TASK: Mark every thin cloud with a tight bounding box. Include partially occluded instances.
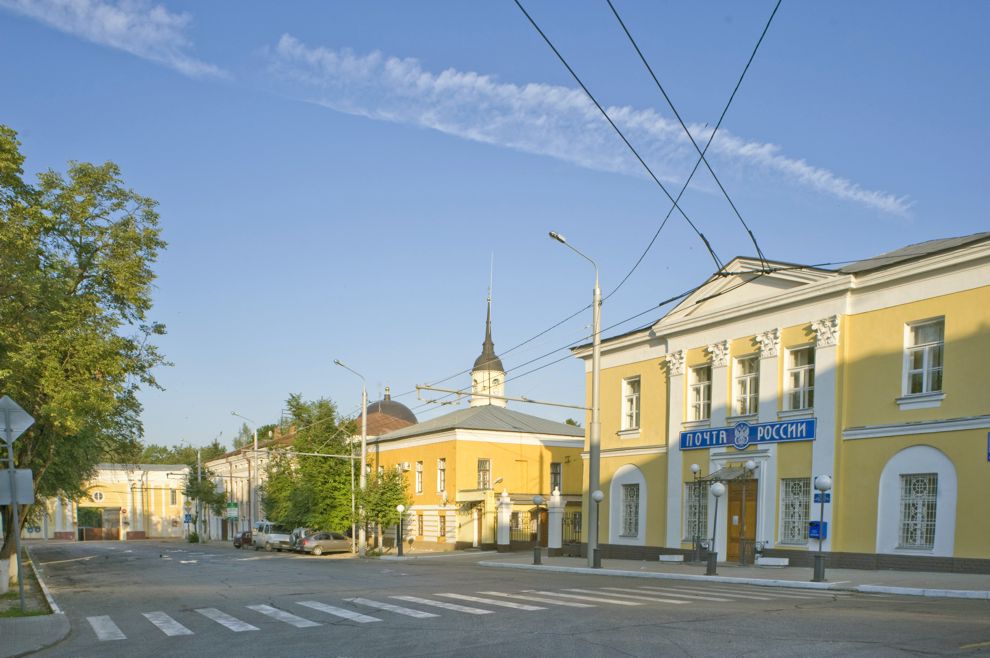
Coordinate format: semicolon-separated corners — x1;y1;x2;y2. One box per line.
0;0;226;79
269;35;910;217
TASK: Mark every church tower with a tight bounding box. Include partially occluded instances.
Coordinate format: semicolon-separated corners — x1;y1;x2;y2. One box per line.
470;297;506;407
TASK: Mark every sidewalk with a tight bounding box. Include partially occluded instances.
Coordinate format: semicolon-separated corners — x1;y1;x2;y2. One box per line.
476;552;990;600
0;547;69;658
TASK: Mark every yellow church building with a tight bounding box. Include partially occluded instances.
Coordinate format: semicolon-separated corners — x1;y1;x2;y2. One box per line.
575;232;990;571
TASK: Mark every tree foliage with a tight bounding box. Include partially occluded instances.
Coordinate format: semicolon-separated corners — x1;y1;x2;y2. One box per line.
0;125;167;557
260;394;355;532
360;467;411;532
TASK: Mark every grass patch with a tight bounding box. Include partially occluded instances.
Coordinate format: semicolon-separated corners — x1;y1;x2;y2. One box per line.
0;607;48;618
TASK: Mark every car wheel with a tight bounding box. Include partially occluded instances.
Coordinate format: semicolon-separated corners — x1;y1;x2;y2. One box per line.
312;546;323;556
265;542;273;552
254;544;259;551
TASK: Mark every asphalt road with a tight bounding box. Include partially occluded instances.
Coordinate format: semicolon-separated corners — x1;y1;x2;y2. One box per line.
29;540;990;657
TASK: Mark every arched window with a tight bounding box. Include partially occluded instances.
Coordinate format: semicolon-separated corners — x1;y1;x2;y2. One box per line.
608;464;647;545
876;445;956;557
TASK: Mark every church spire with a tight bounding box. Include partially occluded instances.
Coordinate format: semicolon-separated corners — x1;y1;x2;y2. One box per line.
471;275;506;407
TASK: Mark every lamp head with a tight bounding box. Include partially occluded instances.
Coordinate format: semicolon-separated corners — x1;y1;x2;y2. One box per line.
333;359;342;366
397;504;405;513
549;231;567;244
814;475;833;492
591;490;604;503
533;495;544;506
745;460;757;472
710;482;726;498
690;463;700;474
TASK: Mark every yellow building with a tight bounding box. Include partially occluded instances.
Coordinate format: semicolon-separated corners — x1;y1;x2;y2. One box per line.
576;232;990;570
368;301;585;549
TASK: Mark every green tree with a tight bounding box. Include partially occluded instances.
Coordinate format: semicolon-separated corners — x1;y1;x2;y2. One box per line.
0;125;167;562
361;467;411;550
260;394;354;532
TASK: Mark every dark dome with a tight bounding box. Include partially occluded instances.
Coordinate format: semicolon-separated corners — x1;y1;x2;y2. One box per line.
362;386;418;435
366;398;417;425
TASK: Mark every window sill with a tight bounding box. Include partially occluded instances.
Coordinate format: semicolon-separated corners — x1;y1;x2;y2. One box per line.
895;392;945;410
726;414;758;424
617;428;640;439
682;419;711;430
778;408;814;420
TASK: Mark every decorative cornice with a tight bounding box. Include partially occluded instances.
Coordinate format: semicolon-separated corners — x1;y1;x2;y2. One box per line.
811;315;840;347
706;340;730;368
663;350;685;376
842;414;990;440
755;328;780;359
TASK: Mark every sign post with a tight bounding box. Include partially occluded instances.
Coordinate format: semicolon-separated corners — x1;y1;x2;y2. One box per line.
0;395;35;613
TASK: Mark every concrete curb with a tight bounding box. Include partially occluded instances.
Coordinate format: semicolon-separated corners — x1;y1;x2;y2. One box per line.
477;561;840;590
0;547;71;658
855;584;990;600
26;546;63;615
382;550;497;561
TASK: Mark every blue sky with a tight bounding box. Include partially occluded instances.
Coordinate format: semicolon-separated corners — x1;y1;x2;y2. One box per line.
1;1;987;447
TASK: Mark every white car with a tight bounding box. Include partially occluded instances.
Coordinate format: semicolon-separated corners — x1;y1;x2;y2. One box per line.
253;521;292;551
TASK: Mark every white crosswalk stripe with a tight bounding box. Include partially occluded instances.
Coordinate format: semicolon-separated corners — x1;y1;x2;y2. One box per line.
297;601;381;623
435;593;545;610
526;590;642;605
478;591;596;608
568;588;689;605
247;604;321;628
391;595;493;615
604;586;732;602
142;611;193;636
87;615;126;641
726;587;834;600
195;607;259;632
346;597;438;618
639;585;771;601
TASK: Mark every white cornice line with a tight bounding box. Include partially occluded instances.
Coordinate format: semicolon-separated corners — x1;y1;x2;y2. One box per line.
580;446;668;459
849;241;990;292
842;415;990;440
372;431;584;452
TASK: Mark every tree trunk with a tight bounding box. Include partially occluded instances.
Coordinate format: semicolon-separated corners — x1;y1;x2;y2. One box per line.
0;504;27;585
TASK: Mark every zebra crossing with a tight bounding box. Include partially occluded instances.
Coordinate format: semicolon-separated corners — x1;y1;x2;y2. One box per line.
83;583;850;642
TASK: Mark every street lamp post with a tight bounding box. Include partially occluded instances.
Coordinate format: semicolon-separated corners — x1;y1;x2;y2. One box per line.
549;231;601;570
707;482;726;576
532;495;545;565
690;463;701;563
396;504;405;557
590;489;604;568
335;359;368;558
812;475;832;582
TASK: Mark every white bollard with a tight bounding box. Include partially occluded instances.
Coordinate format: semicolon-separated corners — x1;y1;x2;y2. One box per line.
496;490;512;547
547;487;563;550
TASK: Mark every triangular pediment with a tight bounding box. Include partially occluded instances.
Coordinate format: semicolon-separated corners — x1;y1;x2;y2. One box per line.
654;258;839;330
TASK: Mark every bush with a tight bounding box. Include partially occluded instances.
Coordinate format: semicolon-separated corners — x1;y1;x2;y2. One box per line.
187;531;200;543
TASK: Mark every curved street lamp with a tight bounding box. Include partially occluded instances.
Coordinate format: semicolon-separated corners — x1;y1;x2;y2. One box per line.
707;482;726;576
812;475;833;582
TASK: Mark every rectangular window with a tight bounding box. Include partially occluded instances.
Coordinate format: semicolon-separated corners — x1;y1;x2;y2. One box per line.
622;377;641;430
417;513;424;537
437;458;446;492
415;461;423;494
477;458;491;490
683;482;709;541
550;462;562;493
170;489;176;506
510;511;520;530
734;356;759;416
620;483;640;537
899;473;937;549
786;347;815;410
780;478;811;544
438;513;447;538
905;320;944;395
689;365;712;421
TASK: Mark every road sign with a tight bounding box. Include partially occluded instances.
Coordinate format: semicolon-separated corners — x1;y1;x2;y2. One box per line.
0;395;34;444
809;521;828;540
0;469;33;504
184;513;193;523
814;492;831;504
226;502;239;519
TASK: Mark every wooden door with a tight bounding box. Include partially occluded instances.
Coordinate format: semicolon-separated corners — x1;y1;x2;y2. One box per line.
727;480;757;562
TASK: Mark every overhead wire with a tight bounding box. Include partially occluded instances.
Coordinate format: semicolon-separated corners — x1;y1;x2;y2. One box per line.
513;0;724;272
605;0;780;274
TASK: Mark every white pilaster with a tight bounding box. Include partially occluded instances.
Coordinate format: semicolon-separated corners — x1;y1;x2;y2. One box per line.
547;488;563;550
664;351;685;547
756;329;779;546
496;490;512;546
706;341;730;558
810;316;840;551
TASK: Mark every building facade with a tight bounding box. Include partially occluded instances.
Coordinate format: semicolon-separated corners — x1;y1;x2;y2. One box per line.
576;233;990;570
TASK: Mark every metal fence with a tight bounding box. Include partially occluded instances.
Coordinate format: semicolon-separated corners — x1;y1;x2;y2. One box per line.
562;512;582;544
509;512;534;542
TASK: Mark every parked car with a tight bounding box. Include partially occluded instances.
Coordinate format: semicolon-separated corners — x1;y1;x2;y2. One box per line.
289;527;314;552
232;530;252;549
299;531;351;556
253;521;292;551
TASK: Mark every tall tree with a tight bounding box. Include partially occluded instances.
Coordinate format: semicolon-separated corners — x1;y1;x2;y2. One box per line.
0;125;167;560
361;467;411;550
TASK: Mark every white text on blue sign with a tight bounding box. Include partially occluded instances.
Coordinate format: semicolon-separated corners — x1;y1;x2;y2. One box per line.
680;418;817;451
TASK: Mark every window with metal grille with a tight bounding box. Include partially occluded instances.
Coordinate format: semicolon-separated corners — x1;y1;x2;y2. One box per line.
905;320;943;395
170;489;176;505
780;478;811;544
689;365;711;421
733;356;759;416
786;347;815;410
621;484;640;537
550;462;562;492
622;377;641;430
417;514;424;536
437;458;446;492
899;473;937;549
438;513;447;537
477;458;491;490
683;481;709;541
415;461;423;494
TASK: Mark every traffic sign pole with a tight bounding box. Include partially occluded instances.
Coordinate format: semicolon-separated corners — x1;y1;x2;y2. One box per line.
1;396;36;613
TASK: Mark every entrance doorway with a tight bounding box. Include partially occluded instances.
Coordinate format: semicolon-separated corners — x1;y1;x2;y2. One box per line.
727;480;757;563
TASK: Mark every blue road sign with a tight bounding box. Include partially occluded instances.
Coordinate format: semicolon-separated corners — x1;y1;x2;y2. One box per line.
814;492;831;503
809;521;828;540
183;513;193;523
